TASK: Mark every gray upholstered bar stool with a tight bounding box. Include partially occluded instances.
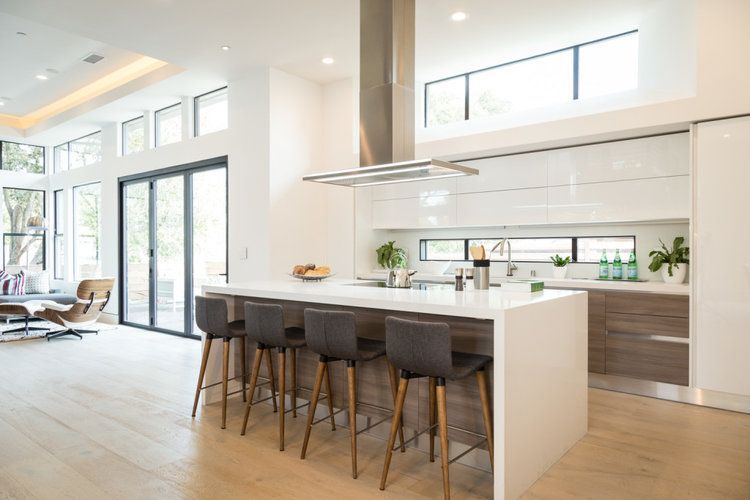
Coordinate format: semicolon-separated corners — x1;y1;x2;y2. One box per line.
380;316;494;500
299;308;404;479
241;301;305;451
192;296;247;430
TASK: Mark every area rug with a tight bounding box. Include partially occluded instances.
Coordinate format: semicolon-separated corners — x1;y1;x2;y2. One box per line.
0;322;118;343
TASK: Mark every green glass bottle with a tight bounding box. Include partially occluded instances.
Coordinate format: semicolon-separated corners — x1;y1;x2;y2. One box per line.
627;252;638;280
599;251;609;279
612;249;623;280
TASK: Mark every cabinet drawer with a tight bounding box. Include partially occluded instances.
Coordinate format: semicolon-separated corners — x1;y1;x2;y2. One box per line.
606;334;689;385
606;312;688;338
606;292;689;318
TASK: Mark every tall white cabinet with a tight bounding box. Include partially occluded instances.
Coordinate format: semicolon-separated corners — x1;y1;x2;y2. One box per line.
694;117;750;397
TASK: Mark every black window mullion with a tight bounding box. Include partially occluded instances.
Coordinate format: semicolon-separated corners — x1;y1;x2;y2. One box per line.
572;237;579;262
464;74;470;120
573;46;580;100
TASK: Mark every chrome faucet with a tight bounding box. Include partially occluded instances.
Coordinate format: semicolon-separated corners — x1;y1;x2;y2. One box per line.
492;238;518;277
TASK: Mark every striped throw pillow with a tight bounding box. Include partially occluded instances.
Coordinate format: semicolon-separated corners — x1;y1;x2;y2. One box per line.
21;270;50;294
0;272;25;295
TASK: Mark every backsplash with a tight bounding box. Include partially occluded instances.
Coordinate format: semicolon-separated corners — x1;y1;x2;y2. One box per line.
378;221;689;282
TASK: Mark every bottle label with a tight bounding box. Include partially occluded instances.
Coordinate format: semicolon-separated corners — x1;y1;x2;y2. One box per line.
628;265;638;280
613;265;622;279
599;264;609;278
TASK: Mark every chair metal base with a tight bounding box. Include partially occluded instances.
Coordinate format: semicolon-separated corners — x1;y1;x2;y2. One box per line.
1;317;49;336
47;328;99;341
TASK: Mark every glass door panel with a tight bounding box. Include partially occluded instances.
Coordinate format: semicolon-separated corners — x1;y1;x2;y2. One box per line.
124;182;151;326
155;176;185;332
191;168;227;333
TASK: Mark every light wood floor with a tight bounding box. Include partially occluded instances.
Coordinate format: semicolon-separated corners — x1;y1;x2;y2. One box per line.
0;328;748;499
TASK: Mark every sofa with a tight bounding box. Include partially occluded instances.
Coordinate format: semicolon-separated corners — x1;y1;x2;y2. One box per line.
0;291;77;305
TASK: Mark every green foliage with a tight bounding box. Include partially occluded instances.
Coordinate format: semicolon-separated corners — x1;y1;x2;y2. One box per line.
550;254;571;267
2;188;44;267
376;241;407;269
1;142;44;174
648;237;689;276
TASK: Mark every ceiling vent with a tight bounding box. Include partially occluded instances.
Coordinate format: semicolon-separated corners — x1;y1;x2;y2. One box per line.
82;53;104;64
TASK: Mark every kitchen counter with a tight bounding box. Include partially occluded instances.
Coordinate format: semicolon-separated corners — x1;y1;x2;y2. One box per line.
202;278;588;499
360;272;690;295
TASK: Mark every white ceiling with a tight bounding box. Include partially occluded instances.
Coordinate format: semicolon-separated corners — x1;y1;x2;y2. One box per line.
0;12;143;116
0;0;659;142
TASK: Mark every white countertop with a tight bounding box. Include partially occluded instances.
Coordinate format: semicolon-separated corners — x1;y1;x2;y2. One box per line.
360;272;690;295
202;279;584;320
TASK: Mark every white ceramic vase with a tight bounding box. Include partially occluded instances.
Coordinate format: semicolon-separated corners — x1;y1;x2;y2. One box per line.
552;266;568;279
661;263;687;284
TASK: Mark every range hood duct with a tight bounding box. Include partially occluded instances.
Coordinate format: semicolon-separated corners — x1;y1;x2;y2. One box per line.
303;0;477;187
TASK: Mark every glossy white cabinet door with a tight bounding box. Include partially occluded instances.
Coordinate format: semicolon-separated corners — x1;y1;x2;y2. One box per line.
694;117;750;397
458;151;547;194
547;176;689;223
548;133;689;186
371;177;457;201
456;188;547;227
372;194;457;229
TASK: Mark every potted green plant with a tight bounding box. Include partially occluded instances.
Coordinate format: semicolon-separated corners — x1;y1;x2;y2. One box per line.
648;237;689;284
550;254;571;279
376;241;408;287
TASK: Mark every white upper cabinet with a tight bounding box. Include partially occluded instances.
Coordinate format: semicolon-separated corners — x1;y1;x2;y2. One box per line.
457;152;547;193
371;177;457;201
548;176;689;223
372;194;457;229
456;188;547;227
547;133;689;186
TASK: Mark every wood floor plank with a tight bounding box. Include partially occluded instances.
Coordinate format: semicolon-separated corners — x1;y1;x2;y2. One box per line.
1;326;748;499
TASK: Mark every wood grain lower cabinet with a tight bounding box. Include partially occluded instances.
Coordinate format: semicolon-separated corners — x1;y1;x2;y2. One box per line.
604;291;689;386
605;334;689;385
588;291;606;374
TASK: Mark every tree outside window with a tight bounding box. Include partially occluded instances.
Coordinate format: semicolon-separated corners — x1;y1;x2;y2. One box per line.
2;188;45;272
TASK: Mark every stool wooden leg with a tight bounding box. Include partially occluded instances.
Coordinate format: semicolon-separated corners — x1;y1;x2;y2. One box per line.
324;361;336;430
476;368;494;471
241;347;265;435
347;361;358;479
380;373;409;491
240;336;247;402
300;360;326;459
278;347;286;451
429;376;437;462
436;378;450;500
265;348;278;413
192;334;213;417
291;348;297;418
386;361;405;452
221;338;230;430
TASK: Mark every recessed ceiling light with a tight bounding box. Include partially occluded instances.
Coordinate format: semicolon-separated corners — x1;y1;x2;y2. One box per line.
0;102;4;107
321;57;335;65
35;74;48;80
221;45;231;51
450;11;467;21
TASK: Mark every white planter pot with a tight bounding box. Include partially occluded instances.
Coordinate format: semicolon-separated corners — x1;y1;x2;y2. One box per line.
661;263;687;284
552;266;568;279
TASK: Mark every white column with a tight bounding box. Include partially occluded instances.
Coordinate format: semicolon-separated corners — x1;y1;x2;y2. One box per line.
181;96;193;141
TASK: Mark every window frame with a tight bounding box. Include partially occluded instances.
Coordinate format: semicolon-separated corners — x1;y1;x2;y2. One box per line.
0;140;46;174
154;102;182;147
419;235;636;264
2;187;47;271
54;130;103;172
122;115;145;156
72;181;102;281
53;189;64;279
424;30;638;127
194;86;228;137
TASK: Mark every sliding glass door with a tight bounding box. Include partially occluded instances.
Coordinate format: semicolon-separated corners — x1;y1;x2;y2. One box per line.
120;158;227;338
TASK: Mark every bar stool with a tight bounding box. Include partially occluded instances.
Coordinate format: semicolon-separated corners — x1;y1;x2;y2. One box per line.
241;301;306;451
299;308;405;479
192;296;247;430
380;316;494;500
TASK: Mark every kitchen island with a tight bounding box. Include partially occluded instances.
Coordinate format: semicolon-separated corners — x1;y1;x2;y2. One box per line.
202;279;588;499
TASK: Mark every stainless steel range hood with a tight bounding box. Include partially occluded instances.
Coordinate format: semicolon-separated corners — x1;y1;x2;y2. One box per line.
302;0;477;187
